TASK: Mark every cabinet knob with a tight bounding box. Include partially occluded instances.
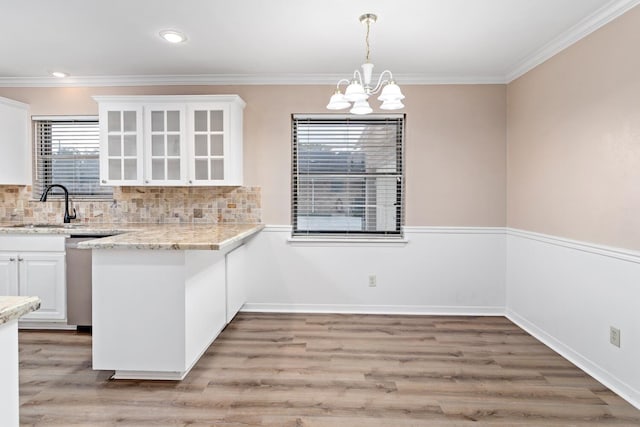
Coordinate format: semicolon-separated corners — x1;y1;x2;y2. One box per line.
101;179;107;184
9;257;15;261
145;179;150;184
17;257;24;262
188;180;193;184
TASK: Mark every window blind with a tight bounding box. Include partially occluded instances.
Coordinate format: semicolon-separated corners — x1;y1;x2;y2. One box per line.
292;115;405;237
33;118;112;198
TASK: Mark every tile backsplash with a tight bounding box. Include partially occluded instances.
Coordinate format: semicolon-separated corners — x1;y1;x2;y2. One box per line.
0;185;261;224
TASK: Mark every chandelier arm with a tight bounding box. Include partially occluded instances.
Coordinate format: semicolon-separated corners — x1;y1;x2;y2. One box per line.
336;78;351;90
369;70;395;94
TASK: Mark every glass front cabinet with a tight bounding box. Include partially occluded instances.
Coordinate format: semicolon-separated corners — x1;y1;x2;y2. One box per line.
94;95;245;186
145;105;186;185
99;105;144;185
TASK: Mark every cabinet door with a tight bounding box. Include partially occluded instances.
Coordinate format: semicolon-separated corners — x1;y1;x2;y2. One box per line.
18;253;66;321
145;105;187;185
0;253;19;295
225;244;248;324
0;97;30;185
187;104;230;185
99;105;144;185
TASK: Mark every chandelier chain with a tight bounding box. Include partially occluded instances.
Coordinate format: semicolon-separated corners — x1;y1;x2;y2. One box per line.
365;19;371;62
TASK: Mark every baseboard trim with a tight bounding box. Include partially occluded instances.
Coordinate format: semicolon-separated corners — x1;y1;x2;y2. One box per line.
18;322;76;331
506;309;640;410
241;303;505;316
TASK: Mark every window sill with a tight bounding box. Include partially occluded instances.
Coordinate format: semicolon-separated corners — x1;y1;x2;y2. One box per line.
287;236;408;247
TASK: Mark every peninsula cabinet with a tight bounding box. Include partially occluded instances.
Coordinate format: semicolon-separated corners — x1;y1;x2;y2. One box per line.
0;235;66;323
0;96;30;185
94;95;245;186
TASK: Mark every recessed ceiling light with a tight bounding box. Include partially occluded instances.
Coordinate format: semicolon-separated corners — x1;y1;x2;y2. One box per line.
51;71;69;78
159;30;187;44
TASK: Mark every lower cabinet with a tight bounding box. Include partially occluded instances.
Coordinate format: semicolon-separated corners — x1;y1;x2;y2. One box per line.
225;243;248;324
0;236;66;323
92;244;248;380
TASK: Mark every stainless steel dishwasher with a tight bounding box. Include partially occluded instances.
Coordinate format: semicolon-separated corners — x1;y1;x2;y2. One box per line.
66;236;103;328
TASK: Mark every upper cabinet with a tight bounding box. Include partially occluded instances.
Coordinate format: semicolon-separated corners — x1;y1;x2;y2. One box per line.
0;96;31;185
94;95;245;186
145;104;187;185
99;105;144;185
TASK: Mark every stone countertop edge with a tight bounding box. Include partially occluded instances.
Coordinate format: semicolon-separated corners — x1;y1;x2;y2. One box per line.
0;296;41;326
216;224;265;250
0;223;145;236
76;224;265;250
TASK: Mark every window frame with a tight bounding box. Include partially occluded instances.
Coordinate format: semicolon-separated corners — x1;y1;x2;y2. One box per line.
291;114;406;239
32;115;112;200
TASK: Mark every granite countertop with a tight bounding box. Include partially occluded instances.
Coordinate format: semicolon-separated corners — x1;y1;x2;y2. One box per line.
0;222;145;236
0;222;264;251
77;223;264;250
0;296;41;326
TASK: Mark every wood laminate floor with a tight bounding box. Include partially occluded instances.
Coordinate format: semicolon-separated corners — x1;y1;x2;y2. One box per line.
18;313;640;426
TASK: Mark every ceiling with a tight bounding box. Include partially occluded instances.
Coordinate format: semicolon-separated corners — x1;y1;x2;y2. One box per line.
0;0;638;86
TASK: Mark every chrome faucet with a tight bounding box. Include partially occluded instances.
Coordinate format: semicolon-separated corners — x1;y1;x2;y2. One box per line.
39;184;77;223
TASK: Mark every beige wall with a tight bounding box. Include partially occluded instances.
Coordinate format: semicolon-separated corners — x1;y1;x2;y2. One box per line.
507;6;640;250
0;84;506;226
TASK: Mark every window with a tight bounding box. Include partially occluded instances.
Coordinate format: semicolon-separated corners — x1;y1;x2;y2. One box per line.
292;114;405;237
33;117;111;199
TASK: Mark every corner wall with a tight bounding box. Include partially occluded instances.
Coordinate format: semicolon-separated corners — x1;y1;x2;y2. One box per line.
506;5;640;251
505;4;640;410
506;229;640;408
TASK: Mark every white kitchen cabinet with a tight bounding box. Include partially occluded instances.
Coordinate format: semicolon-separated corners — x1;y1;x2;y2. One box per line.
0;96;31;185
18;253;66;321
0;235;66;323
187;102;243;186
0;254;19;296
98;104;144;185
92;249;228;380
145;104;187;185
225;243;248;323
94;95;245;186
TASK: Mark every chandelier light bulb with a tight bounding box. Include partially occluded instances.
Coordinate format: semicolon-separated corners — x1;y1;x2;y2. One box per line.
350;99;373;115
378;81;405;102
344;81;367;102
326;13;405;115
326;90;351;110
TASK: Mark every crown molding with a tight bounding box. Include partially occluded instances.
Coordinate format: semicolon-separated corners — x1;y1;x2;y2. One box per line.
0;73;506;88
505;0;640;83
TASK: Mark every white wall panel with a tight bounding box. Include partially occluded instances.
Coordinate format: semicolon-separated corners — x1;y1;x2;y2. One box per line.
242;226;506;315
506;229;640;409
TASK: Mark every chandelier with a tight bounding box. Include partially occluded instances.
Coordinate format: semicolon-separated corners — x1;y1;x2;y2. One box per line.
326;13;405;115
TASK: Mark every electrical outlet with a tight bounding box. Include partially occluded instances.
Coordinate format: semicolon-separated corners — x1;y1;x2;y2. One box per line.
610;326;621;347
368;275;377;287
